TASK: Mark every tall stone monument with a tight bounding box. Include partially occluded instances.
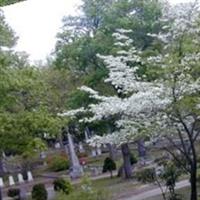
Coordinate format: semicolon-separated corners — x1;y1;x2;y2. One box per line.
68;133;83;179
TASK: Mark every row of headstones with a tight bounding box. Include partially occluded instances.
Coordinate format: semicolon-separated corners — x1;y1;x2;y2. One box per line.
91;148;102;157
0;171;33;187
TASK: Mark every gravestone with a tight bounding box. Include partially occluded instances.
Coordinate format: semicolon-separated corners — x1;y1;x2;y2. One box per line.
79;142;85;153
9;175;15;186
91;149;96;157
55;142;61;149
0;178;3;187
40;152;46;159
27;171;33;182
68;133;83;179
18;173;24;184
84;129;89;141
97;147;102;156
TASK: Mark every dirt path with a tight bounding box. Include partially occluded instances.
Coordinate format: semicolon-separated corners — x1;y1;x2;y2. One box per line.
118;180;190;200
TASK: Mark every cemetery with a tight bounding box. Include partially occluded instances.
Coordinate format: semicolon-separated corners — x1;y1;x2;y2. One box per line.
0;0;200;200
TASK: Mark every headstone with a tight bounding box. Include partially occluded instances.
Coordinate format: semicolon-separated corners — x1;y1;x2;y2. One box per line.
27;171;33;182
9;175;15;186
68;133;83;179
79;142;85;153
0;178;3;187
18;173;24;184
97;147;102;156
40;152;46;159
84;128;89;142
91;149;96;157
55;142;61;149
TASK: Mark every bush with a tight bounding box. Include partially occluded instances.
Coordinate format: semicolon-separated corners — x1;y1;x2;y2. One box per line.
32;183;47;200
135;168;156;183
7;188;20;200
53;178;73;195
130;153;138;165
47;155;70;172
197;169;200;184
102;157;116;178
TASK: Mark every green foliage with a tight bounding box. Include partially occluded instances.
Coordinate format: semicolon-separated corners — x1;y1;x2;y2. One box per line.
160;162;181;191
55;177;109;200
54;0;162;71
32;184;47;200
197;169;200;184
48;155;70;172
0;10;16;47
53;178;73;195
0;0;25;6
135;167;156;183
130;153;138;165
7;188;20;200
102;157;116;177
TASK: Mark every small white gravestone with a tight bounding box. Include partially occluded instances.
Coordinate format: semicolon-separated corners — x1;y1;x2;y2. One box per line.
40;152;46;159
79;142;85;153
97;147;102;156
55;142;61;149
9;175;15;186
27;171;33;182
18;173;24;184
0;178;4;187
91;149;96;157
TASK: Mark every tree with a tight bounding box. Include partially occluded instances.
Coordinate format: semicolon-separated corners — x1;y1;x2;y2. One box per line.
59;29;157;179
0;0;25;7
54;0;162;71
102;157;116;178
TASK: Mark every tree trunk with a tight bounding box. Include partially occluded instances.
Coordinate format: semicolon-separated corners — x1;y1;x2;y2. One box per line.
121;143;132;179
190;163;197;200
0;158;4;176
137;139;146;158
107;143;117;161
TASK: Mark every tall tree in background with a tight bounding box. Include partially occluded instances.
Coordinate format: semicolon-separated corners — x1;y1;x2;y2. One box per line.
54;0;162;72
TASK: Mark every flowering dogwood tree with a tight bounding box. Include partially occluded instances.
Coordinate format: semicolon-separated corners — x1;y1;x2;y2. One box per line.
60;27;170;178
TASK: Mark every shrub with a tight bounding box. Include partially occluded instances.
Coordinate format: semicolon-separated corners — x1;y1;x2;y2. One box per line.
53;178;73;195
47;155;70;172
7;188;20;200
32;183;47;200
130;153;138;165
135;168;156;183
102;157;116;178
197;168;200;184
